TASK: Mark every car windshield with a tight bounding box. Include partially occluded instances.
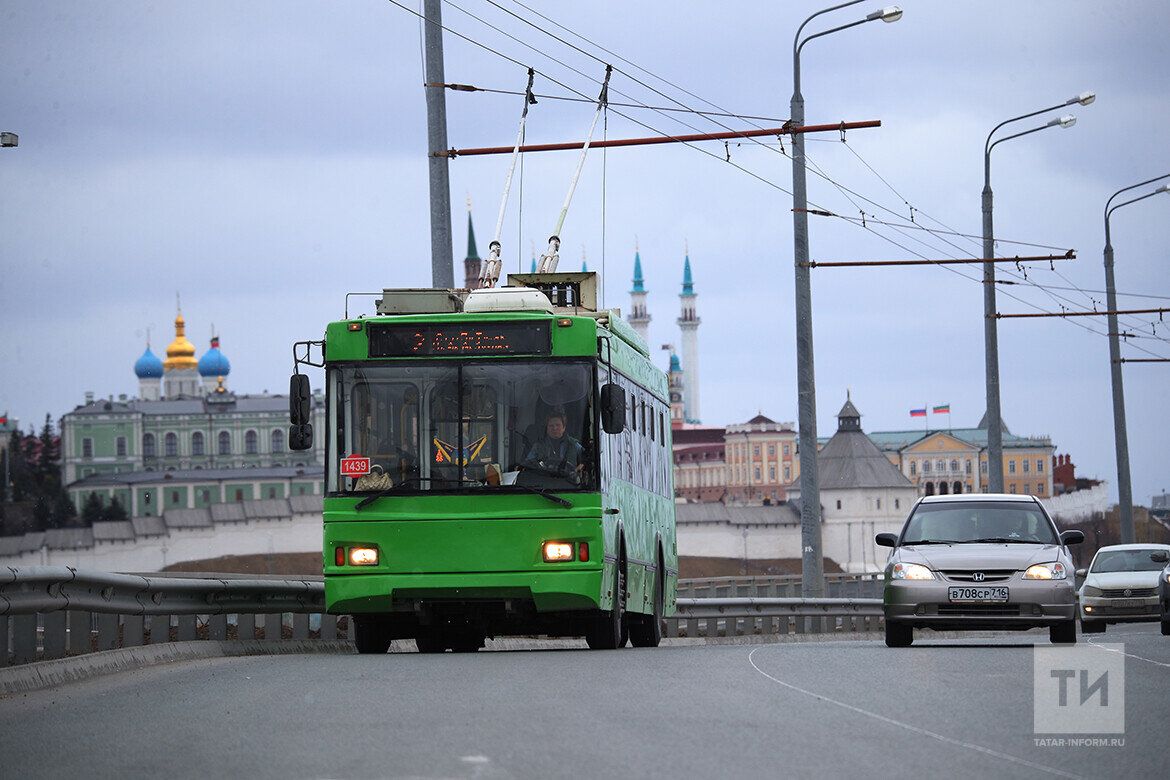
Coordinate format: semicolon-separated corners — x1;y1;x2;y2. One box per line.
328;360;596;494
1090;549;1168;573
901;501;1059;545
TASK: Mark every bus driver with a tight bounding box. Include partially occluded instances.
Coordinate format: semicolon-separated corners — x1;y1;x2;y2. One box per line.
521;409;585;480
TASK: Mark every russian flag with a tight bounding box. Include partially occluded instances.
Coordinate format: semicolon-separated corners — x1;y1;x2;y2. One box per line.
910;408;927;418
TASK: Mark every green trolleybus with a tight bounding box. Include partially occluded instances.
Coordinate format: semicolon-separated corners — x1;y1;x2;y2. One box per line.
288;272;677;653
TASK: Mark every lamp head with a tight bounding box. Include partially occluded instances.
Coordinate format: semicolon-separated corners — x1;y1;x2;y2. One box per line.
1157;185;1170;194
865;6;903;22
1047;115;1077;129
0;132;17;148
1067;91;1096;106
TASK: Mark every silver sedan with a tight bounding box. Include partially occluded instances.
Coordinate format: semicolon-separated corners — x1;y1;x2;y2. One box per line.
876;494;1083;648
1077;543;1170;634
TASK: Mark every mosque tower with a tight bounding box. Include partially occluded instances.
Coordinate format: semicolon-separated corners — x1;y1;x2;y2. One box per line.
134;337;163;401
163;301;200;398
463;202;482;290
197;333;231;392
664;347;686;427
677;251;701;422
628;247;651;344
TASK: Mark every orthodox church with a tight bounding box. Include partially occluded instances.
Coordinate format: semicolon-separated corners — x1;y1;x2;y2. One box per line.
60;302;325;515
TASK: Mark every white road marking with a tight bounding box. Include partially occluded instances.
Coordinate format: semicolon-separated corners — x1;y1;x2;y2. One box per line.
747;647;1082;780
1087;638;1170;668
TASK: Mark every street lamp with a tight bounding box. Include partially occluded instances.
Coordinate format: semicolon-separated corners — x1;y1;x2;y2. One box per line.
0;132;18;148
981;93;1092;494
791;0;902;599
1103;175;1170;543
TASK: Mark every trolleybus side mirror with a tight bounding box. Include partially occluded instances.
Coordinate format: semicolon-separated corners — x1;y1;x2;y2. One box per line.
600;383;626;434
875;532;898;548
289;374;314;451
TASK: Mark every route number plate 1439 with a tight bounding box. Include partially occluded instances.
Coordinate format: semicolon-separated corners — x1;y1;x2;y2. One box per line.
948;586;1009;602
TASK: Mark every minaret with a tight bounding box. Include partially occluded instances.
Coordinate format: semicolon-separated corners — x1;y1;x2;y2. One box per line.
662;346;685;427
628;246;651;343
677;250;701;422
463;200;482;290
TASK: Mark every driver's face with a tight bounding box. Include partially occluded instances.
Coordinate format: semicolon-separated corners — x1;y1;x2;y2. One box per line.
546;416;565;439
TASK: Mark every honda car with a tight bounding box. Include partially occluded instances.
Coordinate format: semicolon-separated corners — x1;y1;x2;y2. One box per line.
876;494;1083;647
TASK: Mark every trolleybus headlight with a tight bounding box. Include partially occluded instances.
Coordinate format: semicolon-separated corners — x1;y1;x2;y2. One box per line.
542;541;575;562
349;546;380;566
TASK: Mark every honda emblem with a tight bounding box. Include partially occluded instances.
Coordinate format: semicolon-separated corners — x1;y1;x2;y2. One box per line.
972;572;986;582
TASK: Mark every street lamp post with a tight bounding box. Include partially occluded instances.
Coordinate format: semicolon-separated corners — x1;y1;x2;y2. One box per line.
1103;176;1170;543
981;94;1092;493
791;1;901;598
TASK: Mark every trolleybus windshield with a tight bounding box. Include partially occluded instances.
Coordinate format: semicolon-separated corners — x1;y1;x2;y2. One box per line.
328;360;597;495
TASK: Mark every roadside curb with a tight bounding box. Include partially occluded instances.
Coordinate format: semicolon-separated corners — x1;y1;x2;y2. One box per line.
0;640;354;696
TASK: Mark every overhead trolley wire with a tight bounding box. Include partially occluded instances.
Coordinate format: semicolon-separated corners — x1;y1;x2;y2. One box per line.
385;0;1168;359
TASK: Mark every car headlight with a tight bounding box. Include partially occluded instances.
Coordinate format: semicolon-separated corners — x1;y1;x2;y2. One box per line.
1081;585;1103;597
891;562;934;580
1024;562;1067;580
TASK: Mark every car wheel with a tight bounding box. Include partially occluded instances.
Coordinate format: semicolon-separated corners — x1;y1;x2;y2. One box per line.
1080;619;1106;634
629;566;664;648
586;558;626;650
1161;619;1170;637
353;615;392;655
1050;619;1077;644
884;620;912;648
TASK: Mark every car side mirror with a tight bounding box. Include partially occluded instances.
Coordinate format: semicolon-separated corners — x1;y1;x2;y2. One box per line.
1060;530;1085;546
1150;550;1169;563
1075;568;1087;578
875;532;898;548
600;383;626;434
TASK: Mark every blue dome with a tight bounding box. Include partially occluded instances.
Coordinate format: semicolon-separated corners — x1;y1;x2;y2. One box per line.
134;346;164;379
669;353;682;372
198;337;231;378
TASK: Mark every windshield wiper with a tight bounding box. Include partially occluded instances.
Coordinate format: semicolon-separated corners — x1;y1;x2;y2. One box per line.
966;537;1046;544
509;483;573;508
354;477;473;511
902;539;957;546
353;477;574;511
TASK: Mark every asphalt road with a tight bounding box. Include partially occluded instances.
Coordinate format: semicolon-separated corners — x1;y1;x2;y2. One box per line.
1;625;1167;779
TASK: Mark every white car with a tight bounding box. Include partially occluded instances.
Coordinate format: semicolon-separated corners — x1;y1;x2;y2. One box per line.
1078;543;1170;634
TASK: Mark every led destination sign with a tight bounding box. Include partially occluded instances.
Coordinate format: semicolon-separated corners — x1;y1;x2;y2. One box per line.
368;321;551;357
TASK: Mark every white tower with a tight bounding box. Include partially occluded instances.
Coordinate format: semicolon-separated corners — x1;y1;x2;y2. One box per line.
628;247;651;344
677;252;700;422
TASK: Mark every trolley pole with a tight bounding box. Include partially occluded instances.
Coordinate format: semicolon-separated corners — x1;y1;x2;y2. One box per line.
423;0;454;288
1102;230;1133;541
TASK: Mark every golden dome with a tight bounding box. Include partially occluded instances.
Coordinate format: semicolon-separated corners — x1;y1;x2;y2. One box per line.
163;312;198;371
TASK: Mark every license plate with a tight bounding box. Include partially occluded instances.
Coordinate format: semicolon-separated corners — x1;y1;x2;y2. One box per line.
948;586;1009;602
1110;599;1145;609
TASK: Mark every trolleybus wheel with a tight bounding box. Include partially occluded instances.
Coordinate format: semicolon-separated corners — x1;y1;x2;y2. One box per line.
586;559;626;650
353;615;392;655
414;631;446;654
629;565;664;648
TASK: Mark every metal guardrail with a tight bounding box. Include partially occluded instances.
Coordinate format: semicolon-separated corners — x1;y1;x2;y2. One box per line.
1;568;887;668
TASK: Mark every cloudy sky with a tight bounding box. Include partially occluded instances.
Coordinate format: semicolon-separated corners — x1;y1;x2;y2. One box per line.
1;1;1167;503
